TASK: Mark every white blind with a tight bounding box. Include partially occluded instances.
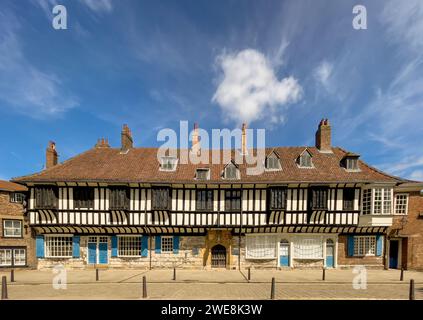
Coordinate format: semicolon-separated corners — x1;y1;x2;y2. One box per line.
293;237;323;259
246;235;276;259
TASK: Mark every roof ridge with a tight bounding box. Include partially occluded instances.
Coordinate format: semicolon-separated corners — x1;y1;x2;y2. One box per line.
11;147;98;182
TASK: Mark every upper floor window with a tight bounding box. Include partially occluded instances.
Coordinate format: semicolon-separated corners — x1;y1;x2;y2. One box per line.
195;168;210;180
343;188;355;211
269;187;287;210
152;187;170;210
225;190;241;211
74;187;94;209
394;194;408;215
297;150;313;168
265;153;281;171
160;157;178;171
310;187;328;210
224;163;240;180
109;187;130;210
362;188;393;215
34;186;57;209
3;220;22;238
346;158;359;171
196;190;213;211
10;192;25;204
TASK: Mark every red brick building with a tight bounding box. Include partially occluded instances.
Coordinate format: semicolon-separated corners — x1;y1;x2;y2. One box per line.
0;180;34;269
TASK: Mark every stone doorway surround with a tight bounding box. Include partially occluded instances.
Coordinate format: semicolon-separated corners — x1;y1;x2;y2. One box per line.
203;229;233;269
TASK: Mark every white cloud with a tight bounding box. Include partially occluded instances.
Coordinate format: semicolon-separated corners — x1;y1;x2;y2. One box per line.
314;60;333;89
0;8;77;118
212;49;302;124
79;0;113;13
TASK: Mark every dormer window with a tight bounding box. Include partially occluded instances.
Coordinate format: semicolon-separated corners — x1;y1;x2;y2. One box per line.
342;153;360;171
224;163;240;180
196;168;210;180
160;156;178;171
265;152;281;171
297;149;313;168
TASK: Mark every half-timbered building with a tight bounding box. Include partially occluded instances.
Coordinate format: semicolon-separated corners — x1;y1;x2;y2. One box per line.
11;120;423;270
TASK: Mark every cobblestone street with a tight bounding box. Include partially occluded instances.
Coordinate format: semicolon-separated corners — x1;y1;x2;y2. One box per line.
1;269;422;300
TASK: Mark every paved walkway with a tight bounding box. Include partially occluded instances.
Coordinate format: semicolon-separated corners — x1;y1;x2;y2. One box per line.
1;269;422;300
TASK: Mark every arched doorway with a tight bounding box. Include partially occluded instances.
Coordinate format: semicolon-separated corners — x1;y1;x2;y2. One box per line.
211;244;226;268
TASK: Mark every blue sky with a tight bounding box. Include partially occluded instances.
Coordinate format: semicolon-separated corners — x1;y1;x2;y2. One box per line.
0;0;422;181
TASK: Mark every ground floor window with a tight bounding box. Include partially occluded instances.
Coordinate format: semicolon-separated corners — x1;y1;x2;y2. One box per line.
161;236;174;253
246;235;276;259
118;236;142;257
0;248;26;266
293;237;323;259
354;236;376;256
45;236;73;258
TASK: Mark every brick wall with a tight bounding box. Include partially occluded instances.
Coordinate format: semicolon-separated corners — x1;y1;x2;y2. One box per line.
337;234;384;268
389;191;423;270
0;191;35;269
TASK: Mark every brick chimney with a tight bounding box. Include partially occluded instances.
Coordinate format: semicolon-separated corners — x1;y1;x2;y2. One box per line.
315;119;332;152
95;138;110;148
191;122;200;154
46;141;58;169
121;124;133;151
241;123;247;155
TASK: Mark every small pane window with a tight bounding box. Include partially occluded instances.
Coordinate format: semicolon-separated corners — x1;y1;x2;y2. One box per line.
395;194;408;215
298;151;312;168
224;164;239;179
266;156;281;170
152;188;170;210
196;169;210;180
225;190;241;211
343;188;355;211
269;188;287;210
310;187;328;210
74;187;94;209
346;158;359;170
118;236;142;257
10;193;25;204
45;236;73;258
3;220;22;237
196;190;213;211
161;157;178;171
354;236;376;256
161;236;173;253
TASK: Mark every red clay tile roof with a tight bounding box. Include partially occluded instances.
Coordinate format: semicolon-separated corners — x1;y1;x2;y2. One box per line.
11;146;405;184
0;180;28;192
